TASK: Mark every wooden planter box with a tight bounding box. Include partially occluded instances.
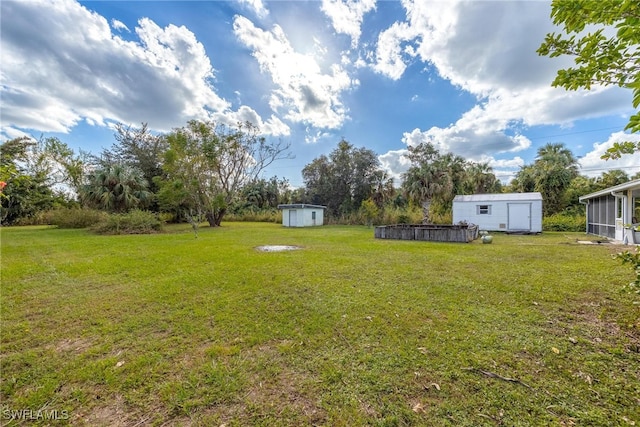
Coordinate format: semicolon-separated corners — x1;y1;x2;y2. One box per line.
374;224;479;243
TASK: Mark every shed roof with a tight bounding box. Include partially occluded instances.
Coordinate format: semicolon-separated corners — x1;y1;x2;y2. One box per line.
277;204;327;210
453;192;542;203
578;178;640;202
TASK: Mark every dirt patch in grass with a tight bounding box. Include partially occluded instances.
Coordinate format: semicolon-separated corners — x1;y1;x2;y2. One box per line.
255;245;302;252
243;369;326;422
75;395;136;426
51;337;93;354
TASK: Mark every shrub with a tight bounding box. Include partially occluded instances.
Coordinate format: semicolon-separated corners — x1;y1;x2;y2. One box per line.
92;210;163;235
543;214;586;232
429;210;453;225
224;209;281;223
49;208;108;228
614;247;640;295
381;206;422;225
13;211;52;226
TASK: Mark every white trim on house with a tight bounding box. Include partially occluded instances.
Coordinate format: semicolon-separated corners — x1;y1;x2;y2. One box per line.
579;179;640;244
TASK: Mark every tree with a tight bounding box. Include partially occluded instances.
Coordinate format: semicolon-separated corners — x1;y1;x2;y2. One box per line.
360;198;380;227
537;0;640;158
536;143;579;215
162;120;291;227
510;143;579;215
402;143;467;223
302;155;333;206
461;162;502;195
102;123;168;196
80;164;151;213
29;136;87;197
510;165;537;193
594;169;629;189
302;140;387;217
0;137;83;224
370;170;396;210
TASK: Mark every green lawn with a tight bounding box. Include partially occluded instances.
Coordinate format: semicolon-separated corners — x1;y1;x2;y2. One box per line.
1;223;638;426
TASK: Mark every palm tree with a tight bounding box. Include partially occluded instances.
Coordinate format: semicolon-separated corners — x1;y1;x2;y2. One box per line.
81;164;151;212
370;170;394;209
402;143;468;223
462;162;501;194
529;143;579;215
536;143;578;171
403;163;452;223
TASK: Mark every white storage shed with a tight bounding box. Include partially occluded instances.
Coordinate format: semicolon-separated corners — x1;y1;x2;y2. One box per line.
278;204;326;227
452;192;543;233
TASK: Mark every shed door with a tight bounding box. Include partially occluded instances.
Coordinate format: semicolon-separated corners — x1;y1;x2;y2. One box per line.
289;210;297;227
508;203;531;231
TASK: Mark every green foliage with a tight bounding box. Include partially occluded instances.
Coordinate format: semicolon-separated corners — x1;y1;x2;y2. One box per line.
510;143;579;215
0;137;76;225
48;208;108;229
543;213;586;231
538;0;640;158
302;139;390;217
81;164;151;213
614;247;640;294
102;123;168;196
1;172;56;225
92;210;163;234
224;208;282;223
161;120;290;227
359;198;380;226
402;142;500;223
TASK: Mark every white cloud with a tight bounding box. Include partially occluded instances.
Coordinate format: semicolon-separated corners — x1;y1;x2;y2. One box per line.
111;19;130;32
212;105;290;137
378;148;412;182
233;15;358;131
321;0;376;48
578;132;640;178
236;0;269;19
0;0;233;138
372;20;416;80
373;0;633;167
485;156;526;170
304;128;333;144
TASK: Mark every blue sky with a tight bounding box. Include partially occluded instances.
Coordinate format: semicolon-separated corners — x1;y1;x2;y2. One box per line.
2;0;639;187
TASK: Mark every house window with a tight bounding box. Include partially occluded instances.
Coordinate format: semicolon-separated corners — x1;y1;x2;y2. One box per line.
312;211;316;220
477;205;491;215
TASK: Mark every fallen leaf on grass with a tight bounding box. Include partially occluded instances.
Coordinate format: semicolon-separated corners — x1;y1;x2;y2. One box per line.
412;402;425;413
552;347;560;354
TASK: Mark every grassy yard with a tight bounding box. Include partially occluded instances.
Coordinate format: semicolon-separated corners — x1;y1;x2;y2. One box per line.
1;223;639;426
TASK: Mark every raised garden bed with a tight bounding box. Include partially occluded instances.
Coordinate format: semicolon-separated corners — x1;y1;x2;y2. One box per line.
374;223;479;243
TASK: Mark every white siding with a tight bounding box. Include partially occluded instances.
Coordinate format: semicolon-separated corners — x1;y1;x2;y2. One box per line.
452;193;542;232
280;208;324;227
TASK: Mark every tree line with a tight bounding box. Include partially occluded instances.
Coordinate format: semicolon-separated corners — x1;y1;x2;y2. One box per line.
1;119;638;228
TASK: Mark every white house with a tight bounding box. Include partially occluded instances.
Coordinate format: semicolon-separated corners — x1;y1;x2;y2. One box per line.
579;178;640;244
452;192;543;233
277;204;326;227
